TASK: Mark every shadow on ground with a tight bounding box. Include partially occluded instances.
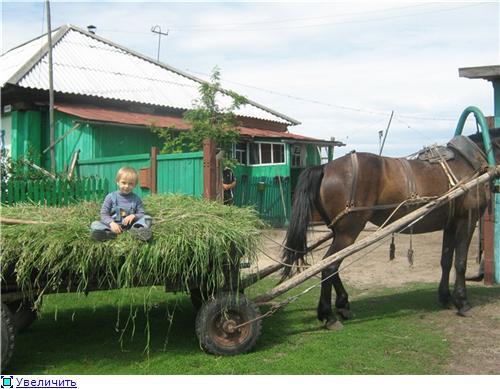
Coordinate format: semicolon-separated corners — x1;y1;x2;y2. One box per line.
6;283;499;373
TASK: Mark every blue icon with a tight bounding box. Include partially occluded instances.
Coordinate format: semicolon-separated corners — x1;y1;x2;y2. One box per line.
1;376;13;389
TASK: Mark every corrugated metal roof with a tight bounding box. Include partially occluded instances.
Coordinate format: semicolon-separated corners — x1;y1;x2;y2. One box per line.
1;25;299;126
54;103;318;141
0;30;58;86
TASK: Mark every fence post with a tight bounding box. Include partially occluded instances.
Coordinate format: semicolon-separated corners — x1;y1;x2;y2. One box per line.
203;139;216;200
151;146;158;194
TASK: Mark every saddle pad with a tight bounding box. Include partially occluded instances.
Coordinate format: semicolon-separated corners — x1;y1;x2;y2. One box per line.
417;145;454;163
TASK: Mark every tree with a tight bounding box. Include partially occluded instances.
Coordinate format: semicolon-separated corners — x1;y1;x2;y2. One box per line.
152;67;247;164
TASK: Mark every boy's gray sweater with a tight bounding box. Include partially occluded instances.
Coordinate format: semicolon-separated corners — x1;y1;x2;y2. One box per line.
100;191;145;225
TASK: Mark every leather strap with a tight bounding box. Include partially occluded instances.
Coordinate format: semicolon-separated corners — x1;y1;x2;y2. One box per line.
399;158;417;199
348;151;359;207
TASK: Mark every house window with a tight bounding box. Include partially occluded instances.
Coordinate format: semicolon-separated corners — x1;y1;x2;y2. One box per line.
248;142;285;165
261;143;272;163
273;143;285;163
234;142;247;164
249;143;259;165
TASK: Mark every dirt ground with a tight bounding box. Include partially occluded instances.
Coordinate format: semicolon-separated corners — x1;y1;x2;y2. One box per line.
253;226;500;375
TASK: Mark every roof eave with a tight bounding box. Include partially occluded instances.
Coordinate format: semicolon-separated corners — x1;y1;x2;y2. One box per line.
459;65;500;81
7;25;71;85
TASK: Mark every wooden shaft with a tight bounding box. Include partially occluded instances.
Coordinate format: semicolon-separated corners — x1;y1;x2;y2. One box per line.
254;166;500;304
307;231;334;252
240;263;283;289
1;217;50;225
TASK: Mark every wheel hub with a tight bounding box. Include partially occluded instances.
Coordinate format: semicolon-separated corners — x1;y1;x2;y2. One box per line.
222;319;237;334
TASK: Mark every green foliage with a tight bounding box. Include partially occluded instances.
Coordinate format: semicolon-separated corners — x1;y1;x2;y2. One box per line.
1;146;48;183
152;67;246;165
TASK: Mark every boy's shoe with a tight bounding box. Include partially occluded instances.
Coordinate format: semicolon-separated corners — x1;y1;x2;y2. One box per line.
130;227;152;242
91;230;117;242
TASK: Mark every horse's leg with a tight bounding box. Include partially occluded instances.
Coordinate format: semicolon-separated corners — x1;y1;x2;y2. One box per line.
452;214;478;316
333;269;353;320
438;226;455;308
317;231;360;330
317;243;341;330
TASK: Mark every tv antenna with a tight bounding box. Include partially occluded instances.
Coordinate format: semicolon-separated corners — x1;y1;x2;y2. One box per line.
151;25;169;61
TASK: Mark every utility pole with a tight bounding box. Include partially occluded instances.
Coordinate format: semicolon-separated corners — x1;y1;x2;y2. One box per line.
379;110;394;156
151;25;169;61
46;0;55;173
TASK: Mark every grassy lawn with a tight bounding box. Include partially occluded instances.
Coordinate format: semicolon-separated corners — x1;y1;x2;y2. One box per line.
6;278;500;374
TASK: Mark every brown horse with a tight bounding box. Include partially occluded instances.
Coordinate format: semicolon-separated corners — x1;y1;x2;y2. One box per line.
282;130;500;329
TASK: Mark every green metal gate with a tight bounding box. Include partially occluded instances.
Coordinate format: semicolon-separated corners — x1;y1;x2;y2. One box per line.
234;175;290;227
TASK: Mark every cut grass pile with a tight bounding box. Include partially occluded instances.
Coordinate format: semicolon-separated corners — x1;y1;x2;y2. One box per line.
1;194;265;304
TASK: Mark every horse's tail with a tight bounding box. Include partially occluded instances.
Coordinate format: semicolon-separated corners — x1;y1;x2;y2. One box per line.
281;164;326;279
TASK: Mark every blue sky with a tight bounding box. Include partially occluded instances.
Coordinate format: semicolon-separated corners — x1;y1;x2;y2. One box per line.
2;1;499;156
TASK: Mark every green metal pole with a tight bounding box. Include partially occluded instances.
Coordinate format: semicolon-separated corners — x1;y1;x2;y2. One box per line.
493;80;500;128
454;106;495;166
494;81;500;282
455;106;498;283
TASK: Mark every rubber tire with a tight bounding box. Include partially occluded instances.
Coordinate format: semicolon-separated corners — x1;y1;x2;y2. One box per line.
195;293;262;356
1;303;16;371
7;300;37;333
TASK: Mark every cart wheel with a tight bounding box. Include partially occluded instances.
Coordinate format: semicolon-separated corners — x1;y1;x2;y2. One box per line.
1;303;16;371
7;300;37;333
195;293;261;356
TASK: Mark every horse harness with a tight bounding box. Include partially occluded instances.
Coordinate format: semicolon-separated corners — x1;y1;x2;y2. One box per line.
327;136;488;230
328;151;432;229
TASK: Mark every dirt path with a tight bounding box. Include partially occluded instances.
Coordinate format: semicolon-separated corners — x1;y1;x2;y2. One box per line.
253;226;500;374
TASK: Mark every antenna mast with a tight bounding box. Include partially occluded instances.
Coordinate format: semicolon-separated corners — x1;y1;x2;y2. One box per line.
151;25;169;61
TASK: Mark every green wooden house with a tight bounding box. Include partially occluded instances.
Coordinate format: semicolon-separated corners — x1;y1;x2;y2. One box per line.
1;24;343;225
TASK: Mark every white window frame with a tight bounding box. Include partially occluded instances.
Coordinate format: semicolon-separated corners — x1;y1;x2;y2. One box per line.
233;141;248;165
291;145;302;167
248;141;286;166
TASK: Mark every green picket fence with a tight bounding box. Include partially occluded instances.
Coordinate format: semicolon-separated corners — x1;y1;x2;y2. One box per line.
0;178;109;206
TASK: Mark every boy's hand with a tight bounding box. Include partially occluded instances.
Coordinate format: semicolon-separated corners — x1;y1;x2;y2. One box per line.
122;214;136;226
110;222;122;234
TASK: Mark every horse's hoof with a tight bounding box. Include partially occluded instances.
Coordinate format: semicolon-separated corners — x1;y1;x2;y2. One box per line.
438;299;452;309
337;308;354;320
457;304;472;317
325;319;344;331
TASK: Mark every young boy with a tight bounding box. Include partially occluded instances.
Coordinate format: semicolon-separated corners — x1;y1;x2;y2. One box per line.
90;167;152;242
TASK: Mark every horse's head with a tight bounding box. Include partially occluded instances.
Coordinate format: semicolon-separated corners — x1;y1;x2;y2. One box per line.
468;128;500;165
493;136;500;164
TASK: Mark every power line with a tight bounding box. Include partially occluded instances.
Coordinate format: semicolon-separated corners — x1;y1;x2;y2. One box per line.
174;3;434;29
168;3;486;32
97;3;489;35
184;67;459;122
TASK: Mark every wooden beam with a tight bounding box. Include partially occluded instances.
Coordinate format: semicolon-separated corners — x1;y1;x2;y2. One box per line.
1;217;50;225
203;139;216;200
150;146;158;194
42;123;81;154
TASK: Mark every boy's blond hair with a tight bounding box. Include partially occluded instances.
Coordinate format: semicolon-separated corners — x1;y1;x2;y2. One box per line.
116;167;139;183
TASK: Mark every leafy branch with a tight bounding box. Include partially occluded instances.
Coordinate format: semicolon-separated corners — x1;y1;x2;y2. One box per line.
152;67;247;164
